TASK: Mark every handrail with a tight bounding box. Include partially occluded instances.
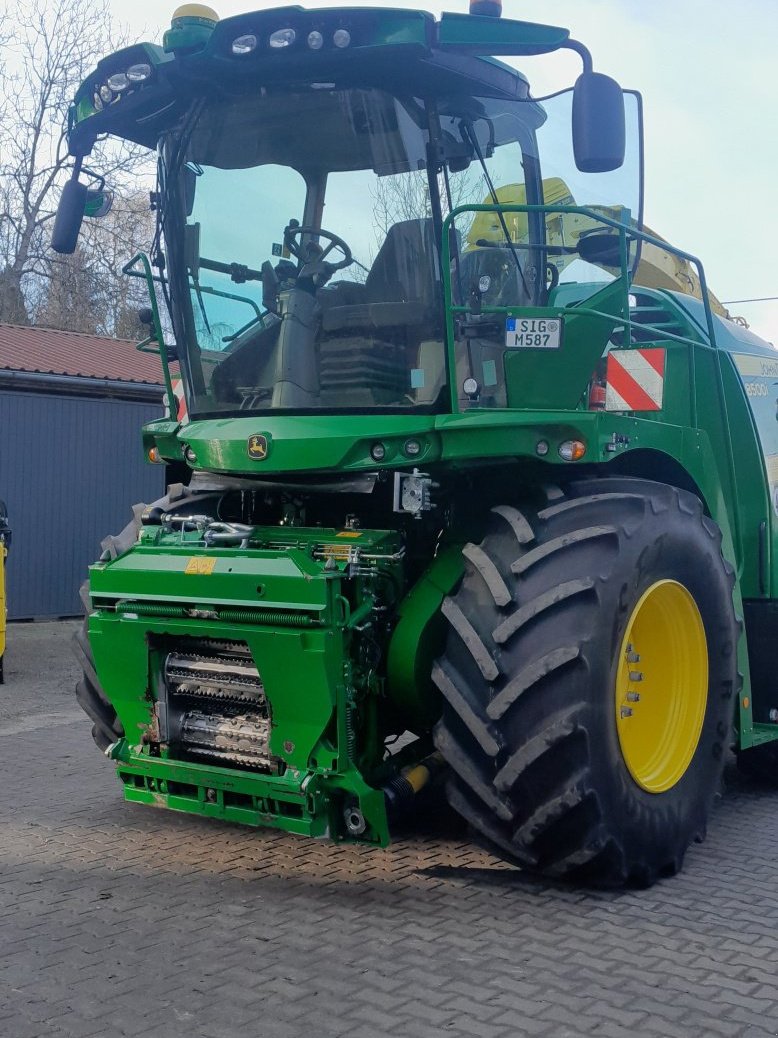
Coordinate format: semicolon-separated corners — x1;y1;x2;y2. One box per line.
121;252;174;406
449;303;706;353
121;250;266;418
444;203;719;347
123;252;263;318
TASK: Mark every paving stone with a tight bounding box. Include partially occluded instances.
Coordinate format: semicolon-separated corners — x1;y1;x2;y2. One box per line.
3;621;778;1038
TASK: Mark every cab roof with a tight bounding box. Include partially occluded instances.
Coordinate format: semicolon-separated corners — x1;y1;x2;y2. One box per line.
68;6;566;155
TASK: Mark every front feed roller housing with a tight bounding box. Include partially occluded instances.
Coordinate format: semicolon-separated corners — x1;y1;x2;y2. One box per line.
83;504;444;845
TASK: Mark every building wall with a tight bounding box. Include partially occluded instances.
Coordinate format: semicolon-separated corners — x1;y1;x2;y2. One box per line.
1;388;165;619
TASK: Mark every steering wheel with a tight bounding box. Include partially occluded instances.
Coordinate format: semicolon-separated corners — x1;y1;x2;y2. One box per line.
283;222;353;271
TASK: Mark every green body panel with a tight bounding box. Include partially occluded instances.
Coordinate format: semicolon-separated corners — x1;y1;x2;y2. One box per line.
91;545;332;612
179;415;441;474
436;13;568;54
385;545;464;729
503;282;624;409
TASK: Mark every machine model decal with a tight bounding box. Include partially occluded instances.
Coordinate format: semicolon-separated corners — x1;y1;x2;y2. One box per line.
733;353;778;515
247;434;269;460
605;348;666;411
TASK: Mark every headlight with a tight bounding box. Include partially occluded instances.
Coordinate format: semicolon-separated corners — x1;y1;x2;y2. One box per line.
232;33;257;54
332;28;351;48
269;27;296;48
107;72;129;91
126;63;152;82
558;439;586;462
307;30;324;49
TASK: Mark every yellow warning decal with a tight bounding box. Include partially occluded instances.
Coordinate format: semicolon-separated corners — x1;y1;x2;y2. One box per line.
185;557;217;575
336;531;362;539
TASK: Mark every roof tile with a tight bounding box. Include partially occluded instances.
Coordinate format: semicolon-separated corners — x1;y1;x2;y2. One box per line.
0;323;165;385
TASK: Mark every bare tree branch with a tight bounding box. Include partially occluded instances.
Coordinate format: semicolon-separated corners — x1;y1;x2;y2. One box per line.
0;0;155;325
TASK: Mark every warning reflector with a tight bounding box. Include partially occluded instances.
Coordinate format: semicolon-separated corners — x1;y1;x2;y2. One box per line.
605;348;666;412
171;377;189;424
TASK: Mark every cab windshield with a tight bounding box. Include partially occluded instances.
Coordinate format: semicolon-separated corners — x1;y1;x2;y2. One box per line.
164;86;543;417
163;84;641;418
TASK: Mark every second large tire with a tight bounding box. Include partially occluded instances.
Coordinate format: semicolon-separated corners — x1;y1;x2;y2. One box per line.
434;477;739;887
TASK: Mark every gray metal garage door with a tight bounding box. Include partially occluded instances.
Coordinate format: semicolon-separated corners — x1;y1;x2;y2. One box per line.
1;388;165;618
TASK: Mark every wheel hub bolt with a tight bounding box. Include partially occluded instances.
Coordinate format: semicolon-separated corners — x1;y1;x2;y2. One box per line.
626;692;641;702
629;671;643;682
620;706;634;718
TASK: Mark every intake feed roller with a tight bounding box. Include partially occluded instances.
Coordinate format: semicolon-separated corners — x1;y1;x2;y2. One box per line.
87;517;440;844
160;644;272;770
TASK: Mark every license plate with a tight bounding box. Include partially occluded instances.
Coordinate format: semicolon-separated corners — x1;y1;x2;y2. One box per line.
505;317;563;349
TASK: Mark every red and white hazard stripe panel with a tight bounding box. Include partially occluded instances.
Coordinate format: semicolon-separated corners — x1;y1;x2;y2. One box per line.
605;348;666;412
170;377;189;424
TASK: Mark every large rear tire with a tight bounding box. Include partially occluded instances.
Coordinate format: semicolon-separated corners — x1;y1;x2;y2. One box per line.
434;478;739;887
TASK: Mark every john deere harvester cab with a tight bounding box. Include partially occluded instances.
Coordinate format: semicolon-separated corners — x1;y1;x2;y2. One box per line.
59;3;778;886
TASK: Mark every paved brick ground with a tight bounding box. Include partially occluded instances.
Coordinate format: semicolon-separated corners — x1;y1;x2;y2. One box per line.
2;622;778;1038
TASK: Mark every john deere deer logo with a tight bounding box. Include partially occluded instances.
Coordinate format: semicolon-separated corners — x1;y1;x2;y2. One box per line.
247;434;268;460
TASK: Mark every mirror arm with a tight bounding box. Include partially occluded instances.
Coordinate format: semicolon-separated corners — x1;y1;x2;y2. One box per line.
81;164;105;192
561;38;593;74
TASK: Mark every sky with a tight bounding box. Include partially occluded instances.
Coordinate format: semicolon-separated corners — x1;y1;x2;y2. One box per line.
107;0;778;344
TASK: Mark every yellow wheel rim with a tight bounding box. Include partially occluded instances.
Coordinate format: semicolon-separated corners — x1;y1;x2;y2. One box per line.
615;579;708;793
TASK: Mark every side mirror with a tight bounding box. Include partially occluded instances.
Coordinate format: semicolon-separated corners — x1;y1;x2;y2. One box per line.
84;188;113;219
572;72;626;173
51;178;88;254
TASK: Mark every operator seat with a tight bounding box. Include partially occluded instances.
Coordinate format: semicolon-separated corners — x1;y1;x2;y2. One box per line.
321;218;440;332
364;218;439;306
316;218;442;407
